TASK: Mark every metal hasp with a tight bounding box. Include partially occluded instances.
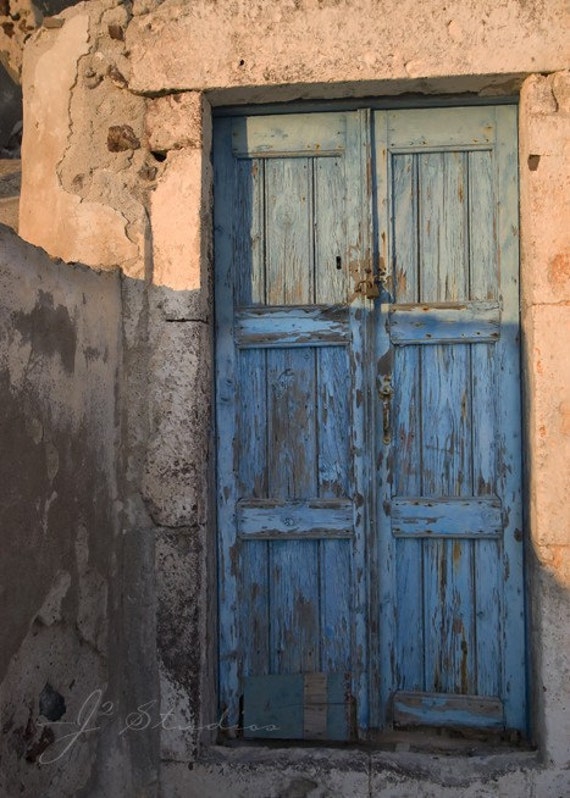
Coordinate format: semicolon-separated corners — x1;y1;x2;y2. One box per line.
377;374;393;444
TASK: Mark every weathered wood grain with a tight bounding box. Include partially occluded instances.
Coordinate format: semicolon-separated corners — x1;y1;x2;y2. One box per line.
393;691;504;729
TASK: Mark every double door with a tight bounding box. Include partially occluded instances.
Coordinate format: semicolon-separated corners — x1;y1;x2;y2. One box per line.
214;105;525;739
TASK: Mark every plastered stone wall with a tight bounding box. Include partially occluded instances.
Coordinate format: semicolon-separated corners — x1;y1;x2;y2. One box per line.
519;72;570;771
0;225;145;796
14;0;570;796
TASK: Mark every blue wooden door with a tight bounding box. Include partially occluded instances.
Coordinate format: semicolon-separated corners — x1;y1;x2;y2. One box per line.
374;106;525;733
214;104;525;739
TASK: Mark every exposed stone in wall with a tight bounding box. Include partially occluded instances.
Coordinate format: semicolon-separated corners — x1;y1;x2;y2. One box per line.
0;0;80;82
0;63;22;151
0;157;20;228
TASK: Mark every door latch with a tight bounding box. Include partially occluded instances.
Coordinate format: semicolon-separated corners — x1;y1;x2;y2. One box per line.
378;375;393;444
356;275;380;299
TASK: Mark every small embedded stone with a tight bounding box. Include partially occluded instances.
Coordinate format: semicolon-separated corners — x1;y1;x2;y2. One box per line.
108;23;124;41
42;16;64;29
107;125;141;152
138;162;158;181
107;65;128;89
83;67;103;90
528;154;540;171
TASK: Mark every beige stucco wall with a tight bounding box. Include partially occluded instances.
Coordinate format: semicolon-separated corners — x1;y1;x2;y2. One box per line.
12;0;570;795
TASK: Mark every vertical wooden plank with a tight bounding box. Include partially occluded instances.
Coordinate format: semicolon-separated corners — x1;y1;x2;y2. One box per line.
422;537;446;693
474;539;501;696
418;151;468;303
395;538;424;691
391;152;418;303
265;158;313;305
442;150;468;301
495;105;526;732
237;348;268;498
317;346;350;499
214;118;241;723
418;153;476;696
235;157;265;306
471;338;501;696
266;344;320;674
422;537;476;695
240;541;270;678
269;539;320;674
267;346;317;500
393;342;424;693
421;343;471;499
375;109;400;727
314;156;347;304
346;109;372;732
468;149;496;301
470;343;497;497
393;347;421;497
320;540;352;673
449;538;477;695
418;152;444;304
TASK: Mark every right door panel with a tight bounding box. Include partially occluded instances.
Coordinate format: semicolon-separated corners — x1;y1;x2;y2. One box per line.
375;106;526;733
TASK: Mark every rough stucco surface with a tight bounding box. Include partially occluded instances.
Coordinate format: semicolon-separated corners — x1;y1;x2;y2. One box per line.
18;0;148;275
126;0;570;96
11;0;570;795
0;224;141;796
519;72;570;774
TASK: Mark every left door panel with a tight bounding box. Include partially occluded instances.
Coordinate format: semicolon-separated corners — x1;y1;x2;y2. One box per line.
214;112;369;739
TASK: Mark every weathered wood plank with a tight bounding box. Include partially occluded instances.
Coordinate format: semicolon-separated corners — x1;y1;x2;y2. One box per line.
393;691;504;729
237;348;268;497
395;539;424;691
445;151;469;300
320;540;352;671
494;104;526;732
243;674;303;739
235;306;349;347
391;497;502;538
391;152;418;303
232;113;347;157
235;158;265;305
475;539;501;697
243;672;352;740
237;499;354;539
314;156;348;304
388;107;496;149
265;158;312;305
240;540;270;678
303;673;328;738
423;537;447;692
317;346;351;497
449;538;477;695
468;149;496;301
266;347;317;498
389;302;500;344
214;118;242;725
269;538;319;673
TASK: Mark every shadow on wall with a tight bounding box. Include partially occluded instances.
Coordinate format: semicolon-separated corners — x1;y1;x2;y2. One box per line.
0;224;159;798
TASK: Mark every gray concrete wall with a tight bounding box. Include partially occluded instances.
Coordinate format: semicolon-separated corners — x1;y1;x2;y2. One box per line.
0;225;157;797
